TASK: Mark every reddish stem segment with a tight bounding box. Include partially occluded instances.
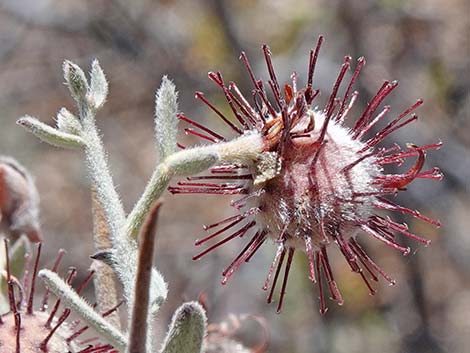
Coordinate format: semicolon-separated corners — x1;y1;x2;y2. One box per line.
27;242;42;315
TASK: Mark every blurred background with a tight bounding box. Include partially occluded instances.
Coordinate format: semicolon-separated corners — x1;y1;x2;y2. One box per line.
0;0;469;352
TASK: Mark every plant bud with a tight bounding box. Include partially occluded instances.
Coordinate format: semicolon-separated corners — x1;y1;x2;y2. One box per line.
0;157;42;243
63;60;89;105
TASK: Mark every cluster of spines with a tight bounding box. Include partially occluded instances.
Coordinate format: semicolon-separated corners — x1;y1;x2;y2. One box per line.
170;36;442;313
1;239;120;353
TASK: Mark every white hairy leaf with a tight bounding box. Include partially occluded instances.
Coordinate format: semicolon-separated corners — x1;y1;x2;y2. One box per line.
154;76;179;160
89;59;108;109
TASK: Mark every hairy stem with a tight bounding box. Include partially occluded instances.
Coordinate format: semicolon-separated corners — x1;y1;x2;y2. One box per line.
126;163;172;240
80;105;126;239
126;132;263;239
80;102;167;316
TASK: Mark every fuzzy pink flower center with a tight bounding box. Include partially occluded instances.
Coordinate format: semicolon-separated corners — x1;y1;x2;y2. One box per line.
257;111;380;249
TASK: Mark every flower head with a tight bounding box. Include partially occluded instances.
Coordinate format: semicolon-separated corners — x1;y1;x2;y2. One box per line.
171;36;442;314
0;239;121;352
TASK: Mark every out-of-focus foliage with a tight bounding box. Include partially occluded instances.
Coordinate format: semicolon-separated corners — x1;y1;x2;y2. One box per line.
0;1;468;352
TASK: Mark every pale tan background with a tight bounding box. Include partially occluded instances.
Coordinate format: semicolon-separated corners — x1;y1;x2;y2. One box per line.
0;1;469;352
